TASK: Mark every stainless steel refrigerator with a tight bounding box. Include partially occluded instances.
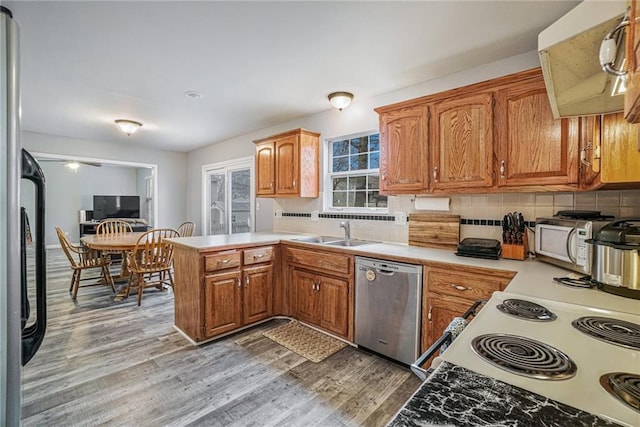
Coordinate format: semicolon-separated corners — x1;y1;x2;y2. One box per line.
1;6;47;426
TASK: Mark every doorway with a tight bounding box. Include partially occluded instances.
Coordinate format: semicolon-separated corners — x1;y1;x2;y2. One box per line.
202;156;254;236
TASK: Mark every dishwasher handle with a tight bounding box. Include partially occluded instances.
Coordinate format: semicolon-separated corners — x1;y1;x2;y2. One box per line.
410;299;486;381
375;268;396;276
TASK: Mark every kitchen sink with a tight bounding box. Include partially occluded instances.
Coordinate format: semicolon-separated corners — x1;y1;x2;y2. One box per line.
292;235;341;244
324;239;375;247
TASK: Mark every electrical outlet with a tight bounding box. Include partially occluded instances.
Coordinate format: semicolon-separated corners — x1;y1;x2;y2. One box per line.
311;211;319;221
394;211;407;225
274;210;283;219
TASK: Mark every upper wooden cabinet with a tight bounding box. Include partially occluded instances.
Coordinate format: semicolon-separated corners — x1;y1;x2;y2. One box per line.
377;104;429;194
431;93;494;191
253;128;320;198
625;0;640;122
495;74;579;188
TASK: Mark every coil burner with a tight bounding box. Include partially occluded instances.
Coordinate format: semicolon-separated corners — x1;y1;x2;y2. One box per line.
470;334;577;380
600;372;640;413
496;299;557;321
552;276;595;289
572;317;640;351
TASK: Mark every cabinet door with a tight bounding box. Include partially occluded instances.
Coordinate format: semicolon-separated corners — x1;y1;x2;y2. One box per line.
626;0;640;122
379;104;429;193
255;141;275;196
601;112;640;183
204;270;242;337
292;269;319;324
431;93;494;190
422;293;476;355
318;275;349;337
243;264;273;324
275;134;299;195
496;76;579;187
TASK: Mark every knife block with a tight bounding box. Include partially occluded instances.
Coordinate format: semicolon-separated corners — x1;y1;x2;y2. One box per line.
501;233;527;261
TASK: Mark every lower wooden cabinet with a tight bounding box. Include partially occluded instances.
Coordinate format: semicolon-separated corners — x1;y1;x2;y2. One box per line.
285;245;354;340
243;264;273;324
291;268;349;337
204;270;243;337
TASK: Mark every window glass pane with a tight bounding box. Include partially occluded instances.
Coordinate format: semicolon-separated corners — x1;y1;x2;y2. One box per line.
333;156;349;172
333;192;347;207
333;140;349;157
349;176;366;190
332;177;348;191
350;137;368;155
349;191;367;207
368;191;387;207
367;175;379;190
350;154;368;171
369;152;379;169
369;134;380;151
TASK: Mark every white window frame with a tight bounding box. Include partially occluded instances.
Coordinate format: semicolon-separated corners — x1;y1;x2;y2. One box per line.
201;156;255;236
323;130;388;213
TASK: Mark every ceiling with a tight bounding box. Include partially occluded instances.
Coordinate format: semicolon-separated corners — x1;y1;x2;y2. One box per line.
5;1;580;153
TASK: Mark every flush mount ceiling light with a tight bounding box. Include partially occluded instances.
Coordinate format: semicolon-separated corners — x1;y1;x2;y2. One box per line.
114;119;142;136
328;91;354;111
64;161;80;171
184;91;203;99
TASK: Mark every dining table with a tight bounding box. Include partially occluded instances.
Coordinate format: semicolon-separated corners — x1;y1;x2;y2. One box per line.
80;231;147;299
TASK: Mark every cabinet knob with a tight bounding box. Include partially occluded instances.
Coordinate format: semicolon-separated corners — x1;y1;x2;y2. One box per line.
292;178;297;189
451;284;472;291
433;167;438;182
245;276;250;287
236;278;241;288
253;253;265;259
500;160;506;178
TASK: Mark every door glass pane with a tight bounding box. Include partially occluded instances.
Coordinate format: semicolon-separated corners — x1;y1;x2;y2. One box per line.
230;168;251;234
209;172;226;235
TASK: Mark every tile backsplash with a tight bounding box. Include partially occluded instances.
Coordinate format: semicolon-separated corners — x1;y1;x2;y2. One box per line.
271;189;640;245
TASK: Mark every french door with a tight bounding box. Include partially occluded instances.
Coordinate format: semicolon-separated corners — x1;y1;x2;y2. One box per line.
203;157;255;236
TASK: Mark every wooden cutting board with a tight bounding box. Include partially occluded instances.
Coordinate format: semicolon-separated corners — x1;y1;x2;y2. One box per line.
408;213;460;250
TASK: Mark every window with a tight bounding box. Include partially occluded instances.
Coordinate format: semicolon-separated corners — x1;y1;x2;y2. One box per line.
326;132;387;211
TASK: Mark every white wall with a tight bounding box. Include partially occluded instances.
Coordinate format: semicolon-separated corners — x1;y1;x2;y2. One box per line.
186;51;542;232
22;131;188;239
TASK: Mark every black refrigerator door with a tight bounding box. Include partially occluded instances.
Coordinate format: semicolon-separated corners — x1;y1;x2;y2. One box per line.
21;148;46;365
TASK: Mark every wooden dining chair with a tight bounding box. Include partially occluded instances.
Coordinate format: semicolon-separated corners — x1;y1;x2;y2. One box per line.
176;221;195;237
96;219;133;236
126;228;179;306
56;227;116;299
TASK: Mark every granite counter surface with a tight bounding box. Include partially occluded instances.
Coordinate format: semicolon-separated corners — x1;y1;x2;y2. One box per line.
388;361;621;427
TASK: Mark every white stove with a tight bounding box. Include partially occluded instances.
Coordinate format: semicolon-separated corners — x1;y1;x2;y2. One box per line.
434;290;640;427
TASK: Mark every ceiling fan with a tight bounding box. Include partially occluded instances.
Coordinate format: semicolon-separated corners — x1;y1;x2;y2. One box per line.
38;159;103;169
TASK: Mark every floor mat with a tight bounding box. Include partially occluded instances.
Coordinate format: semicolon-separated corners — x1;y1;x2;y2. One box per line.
263;320;348;363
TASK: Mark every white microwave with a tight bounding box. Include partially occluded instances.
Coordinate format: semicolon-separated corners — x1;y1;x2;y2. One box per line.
535;218;611;274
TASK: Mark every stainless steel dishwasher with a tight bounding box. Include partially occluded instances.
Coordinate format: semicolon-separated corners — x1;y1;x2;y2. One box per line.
355;256;422;365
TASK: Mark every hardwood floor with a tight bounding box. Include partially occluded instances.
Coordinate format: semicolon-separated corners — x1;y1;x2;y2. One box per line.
21;249;421;426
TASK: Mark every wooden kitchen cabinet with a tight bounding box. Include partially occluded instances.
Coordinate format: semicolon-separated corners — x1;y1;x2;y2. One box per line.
285;245;353;340
253;128;320;198
579;113;640;188
421;264;513;354
430;92;494;191
376;104;429;194
625;0;640;123
173;244;276;343
495;74;580;188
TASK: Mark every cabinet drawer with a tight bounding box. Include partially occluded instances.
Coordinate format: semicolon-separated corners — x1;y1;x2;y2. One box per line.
243;246;274;265
427;268;501;300
286;247;351;275
204;250;241;272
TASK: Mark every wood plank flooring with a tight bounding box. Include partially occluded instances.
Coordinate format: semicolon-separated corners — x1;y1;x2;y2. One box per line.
21;249;421;426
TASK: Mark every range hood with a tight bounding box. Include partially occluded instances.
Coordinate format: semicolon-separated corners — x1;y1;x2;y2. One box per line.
539;0;627;118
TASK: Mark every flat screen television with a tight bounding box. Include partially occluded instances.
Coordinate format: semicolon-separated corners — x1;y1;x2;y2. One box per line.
93;195;140;220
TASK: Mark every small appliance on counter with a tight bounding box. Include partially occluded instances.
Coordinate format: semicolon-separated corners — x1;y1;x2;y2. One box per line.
535;211;613;274
588;219;640;299
501;212;527;260
455;238;501;260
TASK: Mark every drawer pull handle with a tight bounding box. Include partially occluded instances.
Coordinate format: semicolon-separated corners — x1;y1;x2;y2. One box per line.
245;276;250;286
236;278;241;288
219;259;231;264
451;284;472;291
253;254;265;259
428;305;432;321
500;160;506;178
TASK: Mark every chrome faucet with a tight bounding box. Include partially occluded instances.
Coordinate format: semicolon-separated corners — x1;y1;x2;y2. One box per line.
340;220;351;240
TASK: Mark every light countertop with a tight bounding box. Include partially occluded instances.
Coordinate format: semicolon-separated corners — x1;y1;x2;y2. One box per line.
167;232;640;315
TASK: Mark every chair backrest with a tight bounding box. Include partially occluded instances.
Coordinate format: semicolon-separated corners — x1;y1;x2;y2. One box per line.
96;219;133;236
56;226;78;268
131;228;180;272
176;221;195;237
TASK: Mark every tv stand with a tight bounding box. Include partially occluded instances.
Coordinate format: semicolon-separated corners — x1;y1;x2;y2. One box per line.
79;221;149;237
